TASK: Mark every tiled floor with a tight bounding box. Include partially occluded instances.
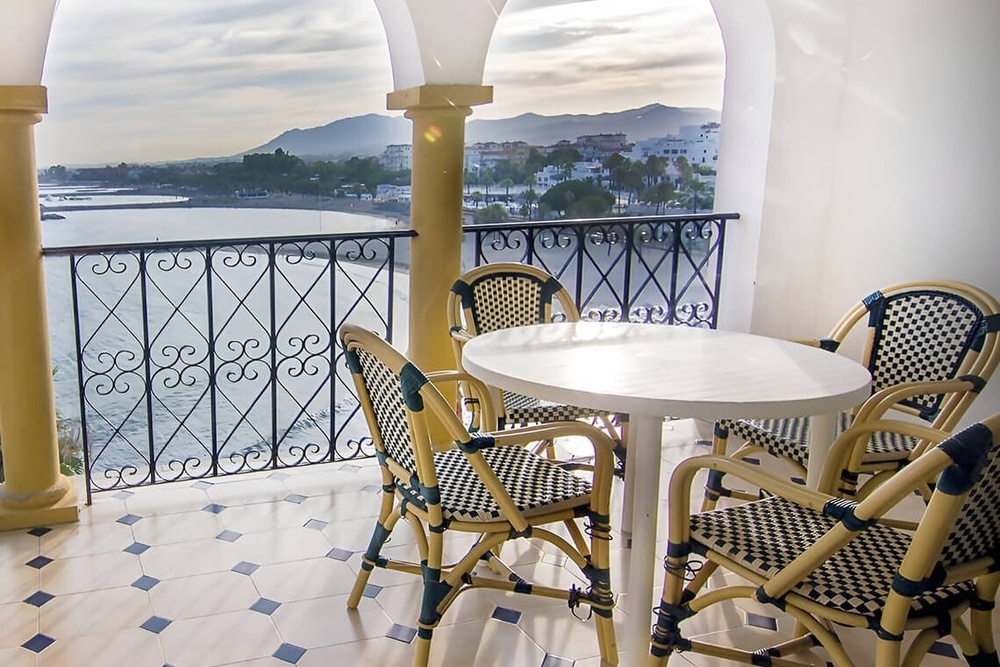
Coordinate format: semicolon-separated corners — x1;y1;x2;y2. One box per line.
0;420;985;666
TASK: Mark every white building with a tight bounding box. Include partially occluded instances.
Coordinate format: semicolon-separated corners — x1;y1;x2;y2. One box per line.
381;144;412;171
630;122;721;168
532;161;607;193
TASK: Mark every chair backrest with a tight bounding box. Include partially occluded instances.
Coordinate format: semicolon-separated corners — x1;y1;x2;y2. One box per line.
829;281;1000;425
448;262;580;337
341;325;467;483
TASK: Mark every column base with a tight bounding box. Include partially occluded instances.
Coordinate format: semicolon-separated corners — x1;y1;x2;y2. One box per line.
0;476;79;532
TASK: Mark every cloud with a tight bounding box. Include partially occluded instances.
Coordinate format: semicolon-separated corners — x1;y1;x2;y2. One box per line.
35;0;722;165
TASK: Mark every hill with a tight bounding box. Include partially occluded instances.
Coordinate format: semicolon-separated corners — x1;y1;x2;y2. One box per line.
241;103;719;160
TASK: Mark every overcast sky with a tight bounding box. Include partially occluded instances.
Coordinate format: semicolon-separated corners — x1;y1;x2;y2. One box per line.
34;0;724;167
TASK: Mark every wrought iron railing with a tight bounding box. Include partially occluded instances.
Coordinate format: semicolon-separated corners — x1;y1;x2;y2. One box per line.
465;213;737;327
44;231;412;501
42;212;736;499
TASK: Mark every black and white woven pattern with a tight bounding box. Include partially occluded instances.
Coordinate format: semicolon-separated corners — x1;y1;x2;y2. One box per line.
722;413;917;467
940;442;1000;567
502;390;610;425
690;497;974;617
396;445;592;523
470;275;548;334
869;292;983;414
356;347;419;476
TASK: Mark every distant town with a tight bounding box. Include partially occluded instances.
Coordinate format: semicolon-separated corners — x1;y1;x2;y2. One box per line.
39;122;719;222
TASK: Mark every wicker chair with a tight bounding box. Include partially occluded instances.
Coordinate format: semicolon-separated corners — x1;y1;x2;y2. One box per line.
340;324;619;667
649;414;1000;666
705;280;1000;506
448;262;628;468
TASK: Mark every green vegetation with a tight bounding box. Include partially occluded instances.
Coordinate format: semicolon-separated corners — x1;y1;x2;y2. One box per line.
473;203;510;223
43;146;715;216
43;149;410;199
539;180;614;218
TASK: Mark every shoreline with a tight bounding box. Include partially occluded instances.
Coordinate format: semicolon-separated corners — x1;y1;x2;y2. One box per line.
42;188;482;226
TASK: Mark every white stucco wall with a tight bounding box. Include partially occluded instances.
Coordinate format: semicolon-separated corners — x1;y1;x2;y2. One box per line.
713;0;1000;424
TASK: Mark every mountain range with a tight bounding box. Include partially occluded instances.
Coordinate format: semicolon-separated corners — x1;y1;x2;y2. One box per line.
242;103;720;160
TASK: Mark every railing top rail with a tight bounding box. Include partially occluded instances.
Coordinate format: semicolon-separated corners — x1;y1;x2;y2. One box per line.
42;227;418;257
462;212;740;233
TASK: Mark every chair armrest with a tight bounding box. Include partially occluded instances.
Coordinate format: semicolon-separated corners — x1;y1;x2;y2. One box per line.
425;370;497;432
853;377;983;425
815;418;952;495
449;328;474;345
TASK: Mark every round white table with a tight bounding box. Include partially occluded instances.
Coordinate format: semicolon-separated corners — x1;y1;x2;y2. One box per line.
460;321;872;661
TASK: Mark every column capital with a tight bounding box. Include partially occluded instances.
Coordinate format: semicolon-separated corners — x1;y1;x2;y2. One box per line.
387;84;493;111
0;85;48;114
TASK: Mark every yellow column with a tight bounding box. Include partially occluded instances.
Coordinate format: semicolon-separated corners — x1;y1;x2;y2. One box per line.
389;85;492;376
0;85;78;531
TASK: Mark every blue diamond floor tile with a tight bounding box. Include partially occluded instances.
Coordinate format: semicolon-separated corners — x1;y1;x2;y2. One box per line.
746;612;778;631
27;526;51;537
124;542;151;555
304;519;327;530
284;494;307;504
273;642;307;664
491;606;522;624
131;575;160;591
22;634;55;653
216;530;242;542
202;503;226;514
362;584;382;599
112;490;135;499
140;616;172;634
928;642;960;659
232;561;260;575
326;547;353;561
191;480;213;489
24;591;55;607
25;555;54;569
117;513;143;525
250;598;281;615
541;656;575;667
386;624;417;644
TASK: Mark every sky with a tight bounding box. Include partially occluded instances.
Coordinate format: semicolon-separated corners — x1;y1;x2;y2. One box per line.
34;0;724;167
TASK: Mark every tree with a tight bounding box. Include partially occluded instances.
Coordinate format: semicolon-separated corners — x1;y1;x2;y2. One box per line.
545;146;583;167
539;180;614;219
520;187;539;221
680;179;713;213
641;180;675;214
644;155;667;187
568;195;613;218
498;178;514;200
473;203;509;223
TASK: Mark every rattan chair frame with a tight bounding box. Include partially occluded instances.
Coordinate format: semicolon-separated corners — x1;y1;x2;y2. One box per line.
447;262;628;466
706;280;1000;505
340;324;619;666
649;414;1000;667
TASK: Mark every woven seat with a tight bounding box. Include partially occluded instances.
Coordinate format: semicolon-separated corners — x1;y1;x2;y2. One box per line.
448;262;628;468
340;324;619;667
649;415;1000;666
705;281;1000;505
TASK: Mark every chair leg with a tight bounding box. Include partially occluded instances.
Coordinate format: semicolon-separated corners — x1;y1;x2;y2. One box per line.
966;573;1000;667
347;505;401;609
701;422;730;511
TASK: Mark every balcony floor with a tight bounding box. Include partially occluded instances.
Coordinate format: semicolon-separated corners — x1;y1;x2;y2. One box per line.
0;420;981;666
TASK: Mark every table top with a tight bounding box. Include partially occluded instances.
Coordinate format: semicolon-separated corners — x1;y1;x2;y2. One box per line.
461;321;873;420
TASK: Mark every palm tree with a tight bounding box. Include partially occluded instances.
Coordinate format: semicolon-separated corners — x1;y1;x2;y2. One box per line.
520;187;538;221
499;178;514;199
